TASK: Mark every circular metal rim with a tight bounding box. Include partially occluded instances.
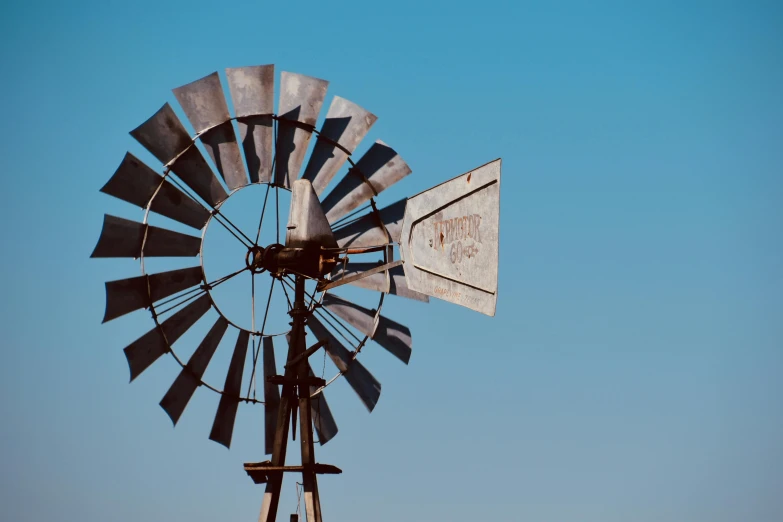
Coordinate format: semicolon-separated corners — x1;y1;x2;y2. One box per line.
137;117;389;403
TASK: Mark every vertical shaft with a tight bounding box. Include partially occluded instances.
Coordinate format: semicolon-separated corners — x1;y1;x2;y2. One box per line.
259;275;322;522
295;277;320;522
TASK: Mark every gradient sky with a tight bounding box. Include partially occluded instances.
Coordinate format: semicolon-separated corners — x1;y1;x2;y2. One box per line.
1;1;782;521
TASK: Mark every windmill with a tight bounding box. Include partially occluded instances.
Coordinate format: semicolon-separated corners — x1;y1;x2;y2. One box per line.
91;64;500;522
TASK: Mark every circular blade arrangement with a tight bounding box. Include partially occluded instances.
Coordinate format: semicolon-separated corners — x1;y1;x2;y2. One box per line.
92;64;428;455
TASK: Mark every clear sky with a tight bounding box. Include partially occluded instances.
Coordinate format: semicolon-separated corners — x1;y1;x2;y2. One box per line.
1;1;781;521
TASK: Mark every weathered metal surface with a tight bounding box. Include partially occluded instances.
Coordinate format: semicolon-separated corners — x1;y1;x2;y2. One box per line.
330;262;428;302
173;72;248;190
307;315;381;412
332;199;406;248
160;317;229;424
400;159;500;316
123;294;211;381
302;96;377;195
100;153;209;229
90;215;201;258
103;266;203;323
322;294;412;364
317;260;404;292
274;72;328;188
263;337;281;455
130;103;227;207
209;330;249;448
308;364;338;445
321;141;411;223
286;180;338;250
226;65;275;184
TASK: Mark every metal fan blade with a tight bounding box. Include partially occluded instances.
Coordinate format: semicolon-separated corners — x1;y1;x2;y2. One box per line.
321;141;411;223
90;215;201;258
123;294;211;381
332;199;406;248
274;72;328;188
301;96;378;196
322;294;412;364
226;65;275;184
160;317;229;425
209;330;249;448
308;364;338;445
330;263;428;302
173;72;248;190
100;153;209;230
130;103;227;207
263;337;280;455
103;266;203;323
307;314;381;412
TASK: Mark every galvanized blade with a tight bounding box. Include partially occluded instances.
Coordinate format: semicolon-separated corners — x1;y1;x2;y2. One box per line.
90;215;201;258
332;199;406;248
321;141;411;223
263;337;281;455
286;180;338;249
302;96;378;196
123;294;211;381
308;364;338;445
307;314;381;412
103;266;203;323
209;330;250;448
226;65;275;184
330;262;428;302
101;153;209;230
160;317;229;425
400;159;501;316
274;72;328;188
322;294;412;364
130;103;227;207
173;72;248;190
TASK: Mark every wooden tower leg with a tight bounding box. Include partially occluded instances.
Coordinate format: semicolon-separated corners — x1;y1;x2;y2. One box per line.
259;275;325;522
259;276;306;522
298;343;320;522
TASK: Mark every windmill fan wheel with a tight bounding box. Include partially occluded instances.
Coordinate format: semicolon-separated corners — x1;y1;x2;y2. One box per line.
91;64;429;455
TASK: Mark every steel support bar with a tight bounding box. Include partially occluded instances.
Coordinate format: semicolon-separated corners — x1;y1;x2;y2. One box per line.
317;259;404;292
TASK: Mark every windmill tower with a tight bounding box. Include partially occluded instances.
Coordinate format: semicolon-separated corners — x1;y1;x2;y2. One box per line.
92;64;500;521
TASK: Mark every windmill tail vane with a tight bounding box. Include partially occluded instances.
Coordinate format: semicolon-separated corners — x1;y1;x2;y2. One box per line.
91;63;500;522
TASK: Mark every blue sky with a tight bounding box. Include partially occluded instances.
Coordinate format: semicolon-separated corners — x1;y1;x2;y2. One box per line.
1;1;782;521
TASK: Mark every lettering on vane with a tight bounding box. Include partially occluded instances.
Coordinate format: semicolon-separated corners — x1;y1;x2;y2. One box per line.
429;214;482;265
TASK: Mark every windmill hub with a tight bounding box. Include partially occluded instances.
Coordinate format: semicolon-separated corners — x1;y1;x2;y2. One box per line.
246;245;267;274
244;241;340;279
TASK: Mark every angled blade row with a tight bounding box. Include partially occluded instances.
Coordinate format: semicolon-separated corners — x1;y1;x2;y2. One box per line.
120;306;337;450
322;294;413;365
330;198;406;248
330;262;428;302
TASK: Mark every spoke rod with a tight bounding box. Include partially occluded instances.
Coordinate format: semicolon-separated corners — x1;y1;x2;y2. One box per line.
212;212;252;249
154;266;248;311
247;280;277;398
214;209;255;246
155;289;204;317
254;184;272;245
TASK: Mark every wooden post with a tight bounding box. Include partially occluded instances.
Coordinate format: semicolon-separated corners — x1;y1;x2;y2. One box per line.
259;275;323;522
